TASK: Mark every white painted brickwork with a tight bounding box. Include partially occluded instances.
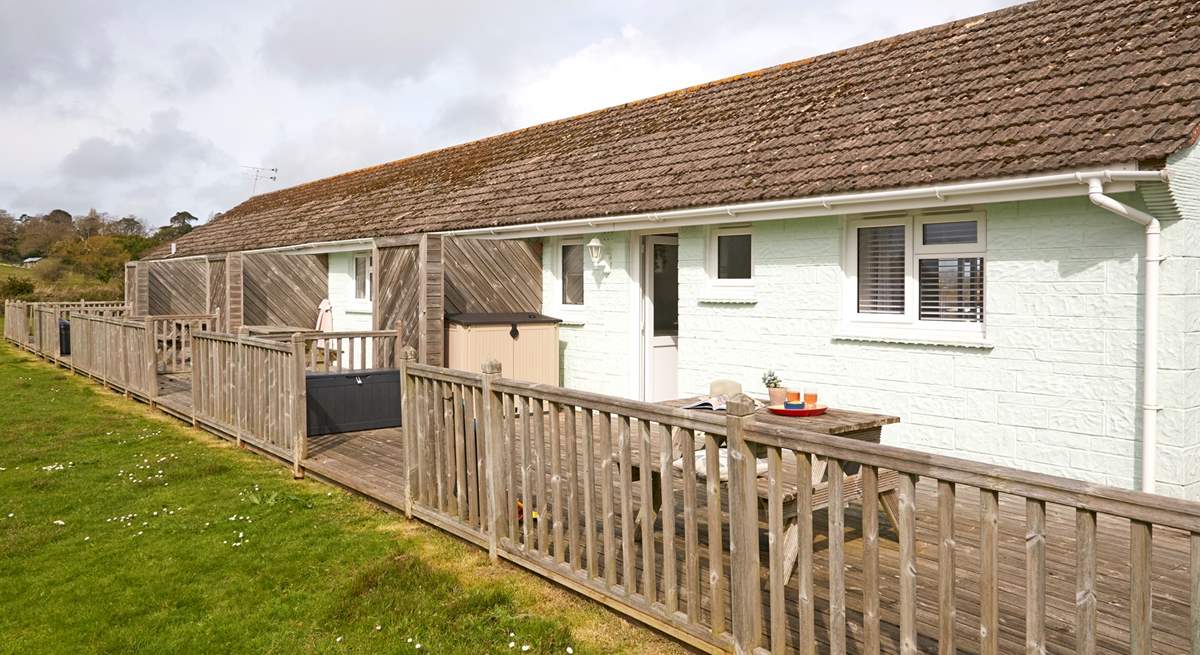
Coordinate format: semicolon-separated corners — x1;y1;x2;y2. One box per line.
542;233;635;397
1165;144;1200;497
544;166;1200;495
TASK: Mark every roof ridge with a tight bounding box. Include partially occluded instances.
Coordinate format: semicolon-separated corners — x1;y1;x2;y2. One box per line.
227;0;1046;213
150;0;1200;259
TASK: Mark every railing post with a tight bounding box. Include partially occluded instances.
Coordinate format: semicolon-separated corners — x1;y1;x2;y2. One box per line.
144;317;157;408
481;358;503;562
236;326;248;448
727;393;762;655
120;317;131;398
189;325;200;427
398;346;417;518
290;332;308;479
393;320;405;367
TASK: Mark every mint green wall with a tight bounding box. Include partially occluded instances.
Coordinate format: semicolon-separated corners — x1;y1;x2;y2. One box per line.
546;182;1199;496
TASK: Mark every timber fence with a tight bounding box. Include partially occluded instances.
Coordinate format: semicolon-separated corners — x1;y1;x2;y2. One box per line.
5;300;1200;654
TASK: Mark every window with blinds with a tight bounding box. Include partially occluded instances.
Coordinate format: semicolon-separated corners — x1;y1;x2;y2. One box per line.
847;212;986;336
918;257;983;321
561;243;584;305
856;224;906;314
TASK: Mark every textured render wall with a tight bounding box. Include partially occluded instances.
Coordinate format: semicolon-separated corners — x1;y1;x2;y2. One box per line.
327;252;373;333
663;195;1191;495
541;233;635;396
1165;144;1200;498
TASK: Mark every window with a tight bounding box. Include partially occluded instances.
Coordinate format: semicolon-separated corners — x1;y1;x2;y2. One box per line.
560;241;584;305
708;226;752;281
857;224;906;314
354;254;373;301
845;212;985;339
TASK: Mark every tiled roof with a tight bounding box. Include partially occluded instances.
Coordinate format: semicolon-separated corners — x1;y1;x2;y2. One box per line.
149;0;1200;259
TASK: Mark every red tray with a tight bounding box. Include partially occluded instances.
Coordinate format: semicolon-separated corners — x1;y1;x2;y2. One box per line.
767;404;828;417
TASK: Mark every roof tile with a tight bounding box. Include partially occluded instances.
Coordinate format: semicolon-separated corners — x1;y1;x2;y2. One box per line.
151;0;1200;258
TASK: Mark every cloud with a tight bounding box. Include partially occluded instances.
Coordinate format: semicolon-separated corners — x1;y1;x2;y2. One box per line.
259;0;618;86
260;113;418;190
9;110;241;224
0;0;118;99
510;25;708;127
0;0;1022;225
152;43;230;97
60;110;228;180
431;93;515;143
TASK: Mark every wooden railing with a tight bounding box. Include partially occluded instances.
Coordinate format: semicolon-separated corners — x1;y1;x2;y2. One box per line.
400;351;735;650
400;361;490;544
191;332;299;462
191;327;405;470
67;314;152;397
148;314;217;373
734;396;1200;655
396;355;1200;655
6;313;1200;654
3;300;30;346
234;328;403;374
3;300;126;354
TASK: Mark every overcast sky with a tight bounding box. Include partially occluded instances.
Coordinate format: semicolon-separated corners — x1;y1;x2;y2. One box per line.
0;0;1016;227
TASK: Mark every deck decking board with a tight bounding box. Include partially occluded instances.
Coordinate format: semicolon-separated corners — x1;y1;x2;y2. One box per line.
297;422;1193;655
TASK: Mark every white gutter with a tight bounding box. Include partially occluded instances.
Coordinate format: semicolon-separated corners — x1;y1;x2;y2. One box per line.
441;168;1166;239
240;237;376;256
1087;178;1163;494
441;165;1172;494
145;253;209;263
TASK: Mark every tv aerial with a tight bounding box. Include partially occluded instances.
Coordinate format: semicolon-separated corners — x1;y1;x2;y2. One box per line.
241;165;279;195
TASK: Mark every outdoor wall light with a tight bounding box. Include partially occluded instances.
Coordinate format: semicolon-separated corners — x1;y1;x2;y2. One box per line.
586;237;611;275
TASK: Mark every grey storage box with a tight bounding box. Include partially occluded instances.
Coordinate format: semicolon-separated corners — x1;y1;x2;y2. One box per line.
59;320;71;356
306;369;401;436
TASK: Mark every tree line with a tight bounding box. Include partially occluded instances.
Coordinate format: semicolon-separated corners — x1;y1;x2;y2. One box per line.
0;208;203;300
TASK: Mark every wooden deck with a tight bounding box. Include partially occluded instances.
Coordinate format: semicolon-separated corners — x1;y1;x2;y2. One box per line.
290;424;1193;655
8;311;1194;655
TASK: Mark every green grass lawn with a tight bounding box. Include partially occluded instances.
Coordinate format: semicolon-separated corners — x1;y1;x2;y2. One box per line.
0;340;685;654
0;263;34;278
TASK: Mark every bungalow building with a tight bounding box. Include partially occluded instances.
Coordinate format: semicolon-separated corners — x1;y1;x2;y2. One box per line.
137;0;1200;496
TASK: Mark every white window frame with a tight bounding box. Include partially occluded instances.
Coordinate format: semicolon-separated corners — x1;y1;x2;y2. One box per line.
841;211;987;342
552;237;588;320
706;225;754;287
352;252;373;302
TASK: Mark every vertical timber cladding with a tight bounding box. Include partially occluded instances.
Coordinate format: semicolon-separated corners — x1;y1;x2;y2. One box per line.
242;251;329;327
148;259;207;315
205;255;226;330
123;263;137;308
373;235;543;367
420;234;445;366
134;262;150;316
373;240;422;357
225;252;244;331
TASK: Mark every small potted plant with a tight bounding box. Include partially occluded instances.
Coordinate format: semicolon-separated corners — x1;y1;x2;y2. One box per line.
762;370;787;405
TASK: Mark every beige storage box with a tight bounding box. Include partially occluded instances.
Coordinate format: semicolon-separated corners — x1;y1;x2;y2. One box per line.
446;313;561;385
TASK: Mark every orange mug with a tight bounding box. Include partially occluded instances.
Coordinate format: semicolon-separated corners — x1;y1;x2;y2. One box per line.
786;390;801;403
804;390;818;406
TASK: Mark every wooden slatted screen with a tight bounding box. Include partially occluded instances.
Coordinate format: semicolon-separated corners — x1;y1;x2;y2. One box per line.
444;237;542;314
148;260;207;315
242;252;328;327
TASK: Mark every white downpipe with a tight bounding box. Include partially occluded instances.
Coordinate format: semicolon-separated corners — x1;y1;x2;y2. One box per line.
1087;178;1162;494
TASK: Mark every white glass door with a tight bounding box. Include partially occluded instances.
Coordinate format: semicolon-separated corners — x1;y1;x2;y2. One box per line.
642;235;678;401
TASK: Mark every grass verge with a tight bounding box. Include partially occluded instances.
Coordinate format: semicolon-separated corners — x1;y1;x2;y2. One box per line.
0;340;687;654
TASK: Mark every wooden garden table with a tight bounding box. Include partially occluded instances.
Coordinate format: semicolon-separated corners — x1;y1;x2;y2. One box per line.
637;398;902;581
